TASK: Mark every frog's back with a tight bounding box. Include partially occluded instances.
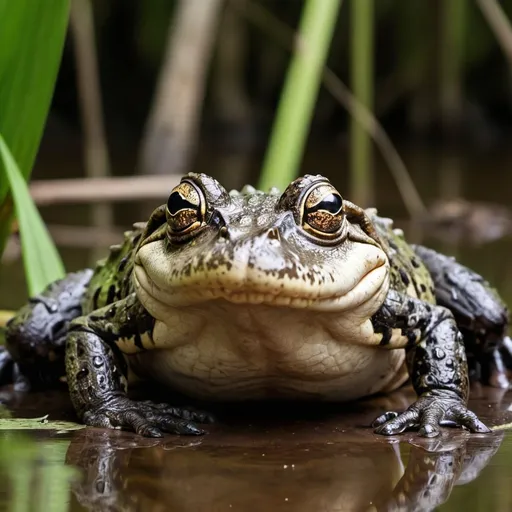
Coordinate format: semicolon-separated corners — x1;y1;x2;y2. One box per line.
367;209;436;304
82;223;146;313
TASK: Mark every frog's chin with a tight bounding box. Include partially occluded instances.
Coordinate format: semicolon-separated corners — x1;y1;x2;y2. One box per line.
133;262;389;313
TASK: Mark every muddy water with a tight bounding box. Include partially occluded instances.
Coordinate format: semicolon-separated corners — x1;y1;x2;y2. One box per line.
0;388;511;511
2;142;512;510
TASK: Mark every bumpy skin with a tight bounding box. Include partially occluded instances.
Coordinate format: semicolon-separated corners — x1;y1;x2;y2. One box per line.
3;173;505;437
4;270;93;389
412;244;512;388
365;215;496;436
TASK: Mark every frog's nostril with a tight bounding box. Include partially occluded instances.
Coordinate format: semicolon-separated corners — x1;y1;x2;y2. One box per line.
219;226;229;239
267;228;281;241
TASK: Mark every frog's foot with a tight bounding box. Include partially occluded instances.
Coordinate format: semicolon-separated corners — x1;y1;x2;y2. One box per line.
82;396;214;437
371;390;491;437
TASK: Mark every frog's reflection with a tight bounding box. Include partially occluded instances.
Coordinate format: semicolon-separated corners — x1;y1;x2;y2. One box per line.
65;428;503;512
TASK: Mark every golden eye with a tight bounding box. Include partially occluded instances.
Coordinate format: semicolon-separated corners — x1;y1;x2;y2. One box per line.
301;183;344;238
166;180;206;235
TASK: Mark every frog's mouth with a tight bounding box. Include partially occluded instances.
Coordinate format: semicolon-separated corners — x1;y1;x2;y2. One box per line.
133;259;389;313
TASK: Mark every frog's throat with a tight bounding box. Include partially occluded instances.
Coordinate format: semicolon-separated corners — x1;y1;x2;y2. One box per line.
133;261;389;313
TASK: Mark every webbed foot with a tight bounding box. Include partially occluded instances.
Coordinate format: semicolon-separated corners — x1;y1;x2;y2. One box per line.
83;397;215;437
371;390;491;437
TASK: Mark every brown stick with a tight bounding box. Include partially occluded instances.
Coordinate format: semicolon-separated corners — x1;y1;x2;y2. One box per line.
139;0;224;176
29;176;180;205
70;0;113;260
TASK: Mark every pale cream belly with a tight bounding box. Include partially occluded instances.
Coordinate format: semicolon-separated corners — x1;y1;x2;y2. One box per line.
126;302;408;401
129;345;406;401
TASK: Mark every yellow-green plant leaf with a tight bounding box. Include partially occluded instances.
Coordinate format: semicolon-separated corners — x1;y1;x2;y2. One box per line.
0;0;70;256
0;415;84;431
258;0;342;191
0;135;65;295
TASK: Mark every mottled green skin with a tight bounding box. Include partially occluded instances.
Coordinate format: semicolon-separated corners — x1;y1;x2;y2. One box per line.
82;225;142;313
5;173;506;437
370;211;435;303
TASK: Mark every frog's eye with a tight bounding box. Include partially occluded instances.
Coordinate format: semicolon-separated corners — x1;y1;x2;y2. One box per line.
166;180;206;235
300;183;344;239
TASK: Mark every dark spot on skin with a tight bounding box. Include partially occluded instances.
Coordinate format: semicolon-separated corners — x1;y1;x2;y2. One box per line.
106;285;117;305
92;287;101;310
379;328;392;346
425;374;435;385
407;331;418;346
420;284;427;293
430;286;435;295
134;333;144;350
118;256;129;272
77;345;84;357
411;258;420;268
388;239;398;251
434;348;445;360
399;269;410;286
77;367;89;380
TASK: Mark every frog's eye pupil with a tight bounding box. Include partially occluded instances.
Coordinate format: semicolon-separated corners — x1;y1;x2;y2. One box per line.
308;193;342;215
166;180;206;236
167;192;197;216
301;183;345;239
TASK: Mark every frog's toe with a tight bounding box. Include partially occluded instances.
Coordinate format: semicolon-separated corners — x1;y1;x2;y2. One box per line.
139;401;215;423
371;411;399;427
83;398;208;437
452;408;491;433
373;409;420;436
373;390;491;437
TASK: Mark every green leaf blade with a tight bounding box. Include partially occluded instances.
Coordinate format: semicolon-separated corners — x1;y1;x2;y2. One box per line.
0;0;70;258
0;135;65;295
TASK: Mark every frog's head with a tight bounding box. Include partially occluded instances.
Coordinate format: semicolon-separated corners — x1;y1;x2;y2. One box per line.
134;173;389;313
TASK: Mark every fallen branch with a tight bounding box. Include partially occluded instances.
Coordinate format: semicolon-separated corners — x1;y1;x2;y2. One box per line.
29;175;180;206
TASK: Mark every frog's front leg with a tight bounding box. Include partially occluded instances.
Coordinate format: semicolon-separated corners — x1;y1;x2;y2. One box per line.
371;290;490;437
65;294;213;437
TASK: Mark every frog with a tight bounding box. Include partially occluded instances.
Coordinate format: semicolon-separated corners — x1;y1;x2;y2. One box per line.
4;173;509;437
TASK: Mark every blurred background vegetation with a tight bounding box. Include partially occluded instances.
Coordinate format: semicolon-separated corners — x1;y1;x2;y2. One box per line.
2;4;512;510
35;0;512;185
4;0;512;304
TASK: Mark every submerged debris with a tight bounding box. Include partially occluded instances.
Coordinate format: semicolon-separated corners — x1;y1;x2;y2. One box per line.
424;198;512;245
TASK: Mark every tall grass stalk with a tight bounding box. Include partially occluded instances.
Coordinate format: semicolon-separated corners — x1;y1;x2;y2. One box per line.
439;0;466;136
350;0;374;206
258;0;342;191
